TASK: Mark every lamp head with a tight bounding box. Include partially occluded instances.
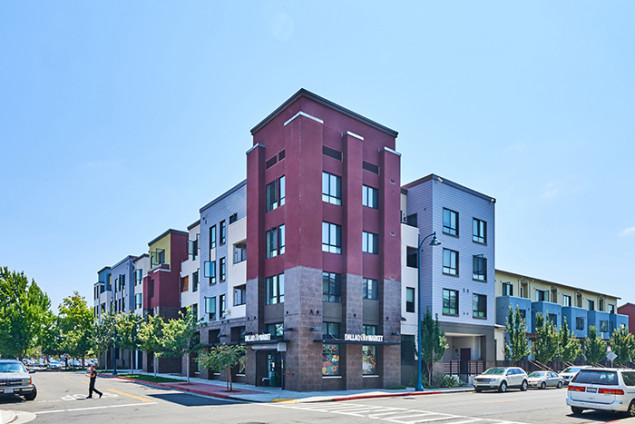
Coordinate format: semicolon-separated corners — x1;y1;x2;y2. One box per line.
429;232;441;246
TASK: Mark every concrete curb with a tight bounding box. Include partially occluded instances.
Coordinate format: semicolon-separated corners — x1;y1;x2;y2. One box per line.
0;409;17;424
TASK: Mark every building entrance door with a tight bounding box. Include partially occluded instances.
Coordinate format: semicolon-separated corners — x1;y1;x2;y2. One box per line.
266;352;284;388
459;348;471;376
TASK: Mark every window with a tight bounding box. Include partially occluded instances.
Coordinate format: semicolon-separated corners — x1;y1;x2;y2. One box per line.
266;225;285;258
209;225;216;249
266;176;285;211
220;220;226;245
322;344;340;376
233;242;247;264
135;293;142;309
188;236;199;260
204;261;216;284
406;213;417;226
266;323;284;338
205;297;216;320
443;289;459;315
443;208;458;236
265;274;284;305
588;300;595;311
362;231;378;254
406;287;415;313
151;249;165;267
219;294;226;318
473;218;486;244
322;322;340;339
362;278;378;300
622;372;635;387
407;247;418;268
234;285;246;306
473;294;487;318
322;272;341;303
502;283;513;296
576;317;585;330
322;172;342;205
192;270;199;292
362;324;377;375
563;295;571;307
535;289;547;302
181;276;189;292
149;279;155;297
362;185;378;209
600;320;609;332
229;213;238;224
135;269;143;285
473;255;487;281
219;257;226;281
443;249;458;275
609;304;615;314
322;222;342;254
548;314;558;326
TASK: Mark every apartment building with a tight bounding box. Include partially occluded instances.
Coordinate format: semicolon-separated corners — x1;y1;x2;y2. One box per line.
495;270;629;349
133;254;149;317
93;266;111;321
617;303;635;337
402;174;497;368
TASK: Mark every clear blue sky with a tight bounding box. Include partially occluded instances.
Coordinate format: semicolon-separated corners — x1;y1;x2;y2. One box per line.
1;1;633;311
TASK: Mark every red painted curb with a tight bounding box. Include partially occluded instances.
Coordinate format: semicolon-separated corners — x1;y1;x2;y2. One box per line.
332;391;443;402
99;374;237;400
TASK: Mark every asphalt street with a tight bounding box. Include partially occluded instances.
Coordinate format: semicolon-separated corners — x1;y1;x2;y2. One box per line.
1;371;632;424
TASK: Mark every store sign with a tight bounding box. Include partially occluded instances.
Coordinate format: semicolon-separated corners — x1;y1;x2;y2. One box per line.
245;333;271;342
344;333;383;342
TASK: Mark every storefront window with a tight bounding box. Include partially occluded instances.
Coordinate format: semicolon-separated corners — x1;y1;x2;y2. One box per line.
362;345;377;375
322;344;340;376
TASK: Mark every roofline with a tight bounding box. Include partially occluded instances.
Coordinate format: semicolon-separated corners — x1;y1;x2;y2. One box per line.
187;219;201;231
403;174;496;203
97;266;111;274
148;229;189;246
200;180;247;213
250;88;398;138
133;253;149;262
495;269;621;300
112;255;137;269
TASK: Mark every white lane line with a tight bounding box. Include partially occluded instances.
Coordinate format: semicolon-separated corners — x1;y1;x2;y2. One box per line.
36;401;158;414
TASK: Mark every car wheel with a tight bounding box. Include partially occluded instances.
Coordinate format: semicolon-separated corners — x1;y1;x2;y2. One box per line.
557;381;563;389
571;406;584;415
627;400;635;418
498;381;507;393
24;387;37;401
474;387;482;393
540;382;546;390
520;380;528;391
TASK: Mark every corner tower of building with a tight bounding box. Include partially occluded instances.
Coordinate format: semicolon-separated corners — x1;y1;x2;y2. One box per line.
246;89;402;391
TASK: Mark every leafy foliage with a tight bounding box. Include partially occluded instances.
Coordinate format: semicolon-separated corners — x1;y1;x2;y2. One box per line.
198;344;246;392
138;314;166;377
584;326;608;364
115;312;144;373
161;308;201;383
533;312;558;363
421;309;448;386
0;267;51;359
93;310;116;366
609;326;635;366
557;316;582;363
58;291;94;362
504;306;530;363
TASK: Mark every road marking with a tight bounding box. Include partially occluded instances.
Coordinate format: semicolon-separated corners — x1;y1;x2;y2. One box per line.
36;401;157;415
484;399;519;404
62;393;118;401
107;388;153;403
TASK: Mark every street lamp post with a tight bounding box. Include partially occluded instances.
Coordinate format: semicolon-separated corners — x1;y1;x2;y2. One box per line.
113;284;118;376
415;231;440;392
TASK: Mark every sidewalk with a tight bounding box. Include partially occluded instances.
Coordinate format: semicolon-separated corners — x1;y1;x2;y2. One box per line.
100;370;472;403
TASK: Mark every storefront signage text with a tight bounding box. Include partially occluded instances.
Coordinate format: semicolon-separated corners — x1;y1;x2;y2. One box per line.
344;333;383;342
245;333;271;342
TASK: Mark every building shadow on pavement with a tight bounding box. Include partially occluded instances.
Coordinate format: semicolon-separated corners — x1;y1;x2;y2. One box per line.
148;392;247;407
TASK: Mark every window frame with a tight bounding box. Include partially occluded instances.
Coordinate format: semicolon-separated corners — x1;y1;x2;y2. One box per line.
443;248;459;276
362;231;379;254
204;260;216;284
443;288;459;315
406;287;415;313
322;172;342;205
322;222;342;254
265;274;285;305
472;255;487;281
473;293;487;319
472;218;486;244
322;272;342;303
443;208;459;236
362;185;378;209
362;278;378;300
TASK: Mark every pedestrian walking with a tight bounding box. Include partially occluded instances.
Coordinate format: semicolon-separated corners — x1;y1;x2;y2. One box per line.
86;365;103;398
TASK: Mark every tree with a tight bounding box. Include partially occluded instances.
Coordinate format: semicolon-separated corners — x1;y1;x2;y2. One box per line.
161;308;201;383
58;292;94;365
421;309;448;386
40;311;64;359
93;311;116;368
198;344;246;392
504;306;530;363
533;312;558;364
115;312;144;374
138;314;165;377
557;316;581;363
0;268;51;360
585;326;608;365
609;326;635;367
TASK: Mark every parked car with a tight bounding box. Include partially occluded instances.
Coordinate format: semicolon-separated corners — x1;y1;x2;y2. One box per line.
567;368;635;416
473;367;529;392
48;361;63;370
0;359;37;400
559;365;591;385
527;370;564;389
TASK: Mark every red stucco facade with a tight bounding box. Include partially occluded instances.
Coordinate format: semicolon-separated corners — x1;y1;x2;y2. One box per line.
618;303;635;336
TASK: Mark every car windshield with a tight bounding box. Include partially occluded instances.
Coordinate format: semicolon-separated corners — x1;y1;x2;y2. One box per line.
573;370;618;386
0;363;27;373
483;368;506;375
562;367;580;374
528;371;546;377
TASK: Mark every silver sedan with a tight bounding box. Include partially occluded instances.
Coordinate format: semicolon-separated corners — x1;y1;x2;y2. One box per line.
527;371;564;389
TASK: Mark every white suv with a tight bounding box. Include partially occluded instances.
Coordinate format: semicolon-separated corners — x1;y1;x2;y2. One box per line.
473;367;529;392
0;359;37;400
566;368;635;416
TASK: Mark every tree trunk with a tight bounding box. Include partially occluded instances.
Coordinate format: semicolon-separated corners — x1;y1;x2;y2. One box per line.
186;352;190;384
226;366;232;392
153;355;158;378
130;350;134;375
